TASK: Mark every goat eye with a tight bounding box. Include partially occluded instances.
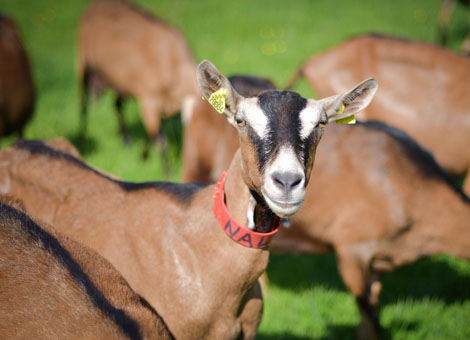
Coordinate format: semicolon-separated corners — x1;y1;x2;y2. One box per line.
317;121;326;128
236;118;246;127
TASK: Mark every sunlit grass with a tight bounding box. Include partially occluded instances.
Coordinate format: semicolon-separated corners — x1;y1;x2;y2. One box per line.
2;0;469;338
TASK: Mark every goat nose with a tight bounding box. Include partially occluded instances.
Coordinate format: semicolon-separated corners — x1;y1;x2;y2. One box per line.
271;171;304;191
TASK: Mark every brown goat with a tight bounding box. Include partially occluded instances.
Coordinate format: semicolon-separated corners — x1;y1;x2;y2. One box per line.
78;0;198;157
183;75;277;182
438;0;470;53
288;34;470;195
0;60;377;339
181;76;470;340
0;197;174;340
0;15;35;138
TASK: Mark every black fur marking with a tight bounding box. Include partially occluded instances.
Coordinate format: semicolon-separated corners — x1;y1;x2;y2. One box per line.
356;295;381;336
14;140;209;204
301;127;323;170
255;90;307;169
361;121;470;203
0;202;143;339
228;75;276;97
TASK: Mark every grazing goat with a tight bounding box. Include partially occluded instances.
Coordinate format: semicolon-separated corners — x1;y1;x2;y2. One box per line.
78;0;198;157
0;60;377;340
182;76;470;340
0;15;35;138
0;198;174;340
438;0;470;53
288;34;470;195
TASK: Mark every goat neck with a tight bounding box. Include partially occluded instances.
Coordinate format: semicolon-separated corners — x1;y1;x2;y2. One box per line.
223;150;279;236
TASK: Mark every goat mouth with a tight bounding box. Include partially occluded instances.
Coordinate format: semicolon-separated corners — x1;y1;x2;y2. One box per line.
270;200;301;208
262;192;303;217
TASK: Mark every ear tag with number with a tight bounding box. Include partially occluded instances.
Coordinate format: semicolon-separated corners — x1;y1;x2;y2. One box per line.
335;103;356;124
208;88;228;114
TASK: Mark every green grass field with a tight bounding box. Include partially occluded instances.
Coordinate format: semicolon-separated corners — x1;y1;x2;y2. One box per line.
2;0;470;338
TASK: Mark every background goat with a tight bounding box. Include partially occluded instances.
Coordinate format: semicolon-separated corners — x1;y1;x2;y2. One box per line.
78;0;198;159
288;34;470;194
0;198;174;340
0;15;35;139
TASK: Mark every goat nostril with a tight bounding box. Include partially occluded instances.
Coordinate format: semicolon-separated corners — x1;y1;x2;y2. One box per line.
291;178;302;188
272;175;285;189
271;171;303;190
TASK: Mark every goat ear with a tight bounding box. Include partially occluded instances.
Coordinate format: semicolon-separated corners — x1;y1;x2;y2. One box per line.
197;60;242;126
319;78;378;123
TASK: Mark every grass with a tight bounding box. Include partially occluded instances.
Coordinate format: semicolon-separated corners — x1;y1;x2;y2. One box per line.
2;0;470;338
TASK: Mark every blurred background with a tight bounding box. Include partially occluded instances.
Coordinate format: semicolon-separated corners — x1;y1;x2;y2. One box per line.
1;0;469;339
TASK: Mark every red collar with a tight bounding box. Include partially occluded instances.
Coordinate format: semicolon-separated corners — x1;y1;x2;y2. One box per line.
213;170;280;249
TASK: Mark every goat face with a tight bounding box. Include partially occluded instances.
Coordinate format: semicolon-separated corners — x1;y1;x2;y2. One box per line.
197;60;377;218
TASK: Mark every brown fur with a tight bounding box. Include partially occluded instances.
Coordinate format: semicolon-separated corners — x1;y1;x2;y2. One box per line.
0;60;373;339
0;198;174;340
78;0;198;150
0;15;35;138
0;140;271;340
289;34;470;195
182;90;470;340
183;76;275;182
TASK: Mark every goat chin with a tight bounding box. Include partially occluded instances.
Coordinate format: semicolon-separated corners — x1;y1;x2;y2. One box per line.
262;194;304;218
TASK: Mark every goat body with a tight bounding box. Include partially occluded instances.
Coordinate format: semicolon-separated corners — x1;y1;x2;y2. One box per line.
0;198;174;340
182;76;470;340
0;61;376;339
290;34;470;194
78;0;198;149
0;15;35;138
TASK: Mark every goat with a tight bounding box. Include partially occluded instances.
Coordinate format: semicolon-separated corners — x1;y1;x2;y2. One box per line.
181;76;470;340
182;75;277;182
0;197;174;340
78;0;198;158
0;60;377;340
0;15;35;138
287;34;470;195
438;0;470;53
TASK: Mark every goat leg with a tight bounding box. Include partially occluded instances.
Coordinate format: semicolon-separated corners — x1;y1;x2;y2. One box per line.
115;95;131;146
79;68;91;143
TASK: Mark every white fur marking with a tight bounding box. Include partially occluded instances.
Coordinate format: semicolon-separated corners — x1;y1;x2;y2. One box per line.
299;100;322;139
239;98;268;138
246;195;256;230
269;146;303;174
262;146;306;217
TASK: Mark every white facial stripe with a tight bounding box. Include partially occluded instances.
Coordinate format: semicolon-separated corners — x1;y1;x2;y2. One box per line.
267;145;303;178
238;98;268;138
262;145;306;217
299;100;322;140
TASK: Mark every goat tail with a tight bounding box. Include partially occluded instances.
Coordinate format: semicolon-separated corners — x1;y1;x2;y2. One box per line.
285;64;305;90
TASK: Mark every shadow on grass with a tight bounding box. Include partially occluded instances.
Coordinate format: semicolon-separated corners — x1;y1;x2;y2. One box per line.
266;253;346;292
266;253;470;306
258;323;406;340
67;133;98;156
319;322;403;340
258;317;417;340
380;256;470;305
126;112;183;161
256;333;317;340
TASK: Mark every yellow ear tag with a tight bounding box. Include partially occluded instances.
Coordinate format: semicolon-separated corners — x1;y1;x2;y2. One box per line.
335;103;356;124
336;103;345;115
208;88;228;114
335;115;356;124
